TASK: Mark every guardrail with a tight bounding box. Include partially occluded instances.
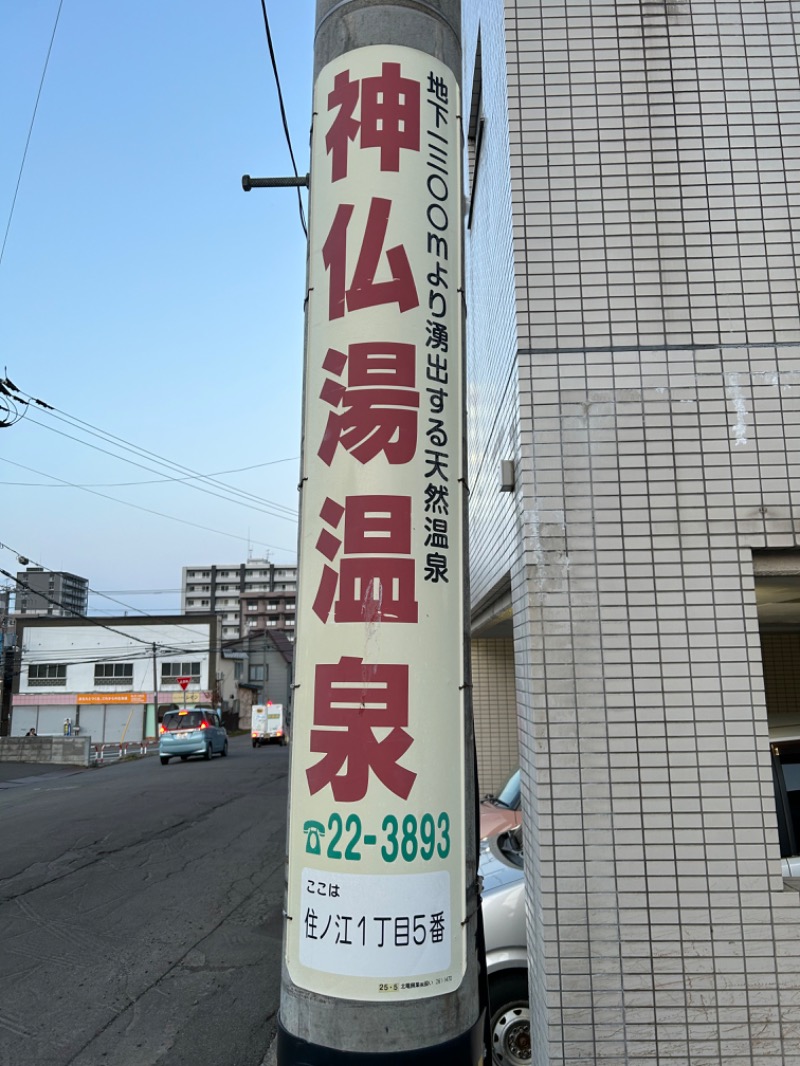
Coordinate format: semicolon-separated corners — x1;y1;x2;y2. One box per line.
90;740;158;765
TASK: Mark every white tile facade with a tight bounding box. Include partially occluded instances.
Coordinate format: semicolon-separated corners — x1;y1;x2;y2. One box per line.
464;0;800;1061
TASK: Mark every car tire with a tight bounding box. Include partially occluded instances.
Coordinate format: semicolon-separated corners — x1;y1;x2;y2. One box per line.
221;741;228;757
488;972;530;1066
252;739;258;748
180;755;188;762
203;744;211;761
160;756;169;766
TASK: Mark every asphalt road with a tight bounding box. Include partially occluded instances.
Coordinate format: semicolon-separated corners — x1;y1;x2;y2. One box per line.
0;735;289;1066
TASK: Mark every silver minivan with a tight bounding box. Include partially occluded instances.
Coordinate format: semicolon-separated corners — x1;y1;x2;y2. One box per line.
159;709;228;765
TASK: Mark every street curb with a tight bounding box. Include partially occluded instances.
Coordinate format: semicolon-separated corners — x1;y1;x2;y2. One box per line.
260;1033;277;1066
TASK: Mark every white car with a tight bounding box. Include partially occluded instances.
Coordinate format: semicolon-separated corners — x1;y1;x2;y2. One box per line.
480;826;530;1065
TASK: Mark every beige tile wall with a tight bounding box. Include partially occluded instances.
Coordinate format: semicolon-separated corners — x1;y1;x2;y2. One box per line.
472;637;519;795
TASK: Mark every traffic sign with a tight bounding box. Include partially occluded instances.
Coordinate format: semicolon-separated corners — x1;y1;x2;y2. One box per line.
177;676;191;691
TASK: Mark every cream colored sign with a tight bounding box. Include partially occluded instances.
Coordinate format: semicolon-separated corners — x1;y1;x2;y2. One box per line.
286;46;465;1002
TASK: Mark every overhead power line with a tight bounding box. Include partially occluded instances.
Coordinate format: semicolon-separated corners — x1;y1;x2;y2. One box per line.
0;455;296;556
259;0;308;239
0;0;64;272
23;407;298;520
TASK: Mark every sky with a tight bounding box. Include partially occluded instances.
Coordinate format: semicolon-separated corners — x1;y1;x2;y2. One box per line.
0;1;315;616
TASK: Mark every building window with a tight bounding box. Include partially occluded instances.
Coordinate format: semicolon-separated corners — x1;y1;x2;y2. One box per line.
250;665;267;683
28;663;67;686
94;663;134;686
161;662;201;683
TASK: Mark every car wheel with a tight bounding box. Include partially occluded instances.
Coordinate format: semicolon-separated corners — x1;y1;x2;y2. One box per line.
252;739;258;748
488;973;530;1066
160;756;169;766
221;741;228;757
203;744;211;761
180;755;188;762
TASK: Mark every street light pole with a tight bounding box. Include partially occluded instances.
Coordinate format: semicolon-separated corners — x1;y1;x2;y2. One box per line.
275;3;484;1063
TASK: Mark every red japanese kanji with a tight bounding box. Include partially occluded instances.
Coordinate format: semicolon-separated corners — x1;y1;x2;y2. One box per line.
312;495;418;624
360;63;420;171
326;69;360;182
307;657;416;801
322;198;419;321
317;343;419;466
325;63;420;182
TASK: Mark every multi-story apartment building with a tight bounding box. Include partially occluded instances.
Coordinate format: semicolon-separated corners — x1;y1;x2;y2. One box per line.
14;567;89;617
181;559;297;641
464;0;800;1060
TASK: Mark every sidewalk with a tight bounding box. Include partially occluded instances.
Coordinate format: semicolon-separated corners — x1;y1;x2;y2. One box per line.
0;761;85;787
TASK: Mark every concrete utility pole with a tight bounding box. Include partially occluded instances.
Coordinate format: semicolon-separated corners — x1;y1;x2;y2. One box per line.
277;1;485;1063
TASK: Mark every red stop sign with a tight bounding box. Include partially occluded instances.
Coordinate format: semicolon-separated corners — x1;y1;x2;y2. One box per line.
177;676;191;690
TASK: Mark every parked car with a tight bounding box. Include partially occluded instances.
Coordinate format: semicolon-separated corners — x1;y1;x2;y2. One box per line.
481;825;529;1065
480;768;522;840
159;708;228;765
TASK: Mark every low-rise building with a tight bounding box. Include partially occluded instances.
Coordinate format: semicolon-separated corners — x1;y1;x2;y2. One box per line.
218;628;293;731
11;614;217;744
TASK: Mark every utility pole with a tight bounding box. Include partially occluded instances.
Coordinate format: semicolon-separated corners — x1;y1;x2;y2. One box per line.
151;643;159;737
276;2;484;1063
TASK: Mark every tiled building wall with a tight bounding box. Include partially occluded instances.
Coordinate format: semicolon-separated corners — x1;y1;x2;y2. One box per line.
471;637;519;795
465;0;800;1062
462;0;519;613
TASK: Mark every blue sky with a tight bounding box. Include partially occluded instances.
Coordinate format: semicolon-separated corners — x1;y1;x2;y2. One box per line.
0;1;314;615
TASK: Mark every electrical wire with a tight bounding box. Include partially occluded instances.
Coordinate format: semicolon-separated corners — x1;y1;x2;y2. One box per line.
0;456;298;489
1;568;159;647
259;0;308;239
22;411;299;520
0;456;296;555
0;0;64;271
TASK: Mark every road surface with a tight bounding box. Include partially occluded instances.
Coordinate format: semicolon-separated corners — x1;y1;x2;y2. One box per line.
0;735;289;1066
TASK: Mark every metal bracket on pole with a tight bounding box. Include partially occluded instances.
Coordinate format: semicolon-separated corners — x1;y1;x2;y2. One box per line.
242;174;309;191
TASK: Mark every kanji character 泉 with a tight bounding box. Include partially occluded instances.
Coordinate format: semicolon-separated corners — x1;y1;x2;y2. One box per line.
307;657;416;802
424;552;449;584
317;343;419;466
313;495;418;624
323;198;419;320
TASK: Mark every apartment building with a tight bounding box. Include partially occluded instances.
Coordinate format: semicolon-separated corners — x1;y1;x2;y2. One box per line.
15;567;89;617
181;559;297;641
464;0;800;1060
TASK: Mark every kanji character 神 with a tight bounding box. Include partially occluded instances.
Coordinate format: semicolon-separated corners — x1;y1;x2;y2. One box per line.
326;63;421;181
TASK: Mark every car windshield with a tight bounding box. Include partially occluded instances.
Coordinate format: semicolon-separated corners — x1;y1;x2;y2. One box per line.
163;712;204;731
495;769;521;810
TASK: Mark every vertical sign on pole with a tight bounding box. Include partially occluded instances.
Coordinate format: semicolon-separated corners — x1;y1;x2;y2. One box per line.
284;38;473;1051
